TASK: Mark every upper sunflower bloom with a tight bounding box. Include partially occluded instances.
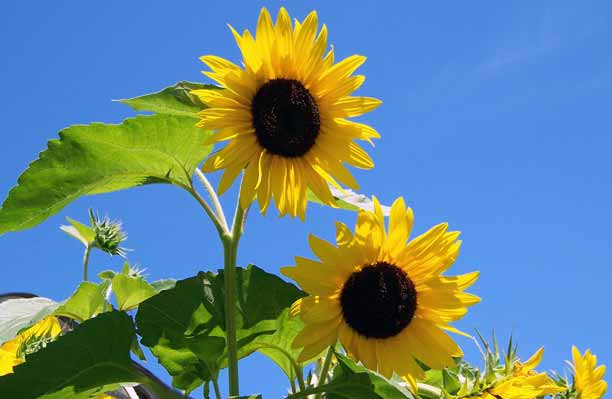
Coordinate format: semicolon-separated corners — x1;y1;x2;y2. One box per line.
281;197;480;379
471;348;566;399
0;316;61;376
570;346;607;399
193;7;381;219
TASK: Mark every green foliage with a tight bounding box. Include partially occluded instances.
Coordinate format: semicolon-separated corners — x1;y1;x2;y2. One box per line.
61;217;95;247
54;281;109;322
111;265;157;311
250;310;306;380
0;114;214;236
0;311;144;399
136;265;304;393
118;81;218;117
287;354;414;399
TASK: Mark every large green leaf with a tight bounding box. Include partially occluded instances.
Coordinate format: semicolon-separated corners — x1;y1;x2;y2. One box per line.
118;81;218;117
136;265;304;393
54;281;109;322
0;114;214;235
0;311;146;399
286;354;414;399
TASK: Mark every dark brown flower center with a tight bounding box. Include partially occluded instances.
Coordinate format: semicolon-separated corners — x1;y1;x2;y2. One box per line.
340;262;417;339
251;78;320;157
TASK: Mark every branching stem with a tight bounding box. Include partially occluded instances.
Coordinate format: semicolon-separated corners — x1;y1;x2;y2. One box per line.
195;168;229;232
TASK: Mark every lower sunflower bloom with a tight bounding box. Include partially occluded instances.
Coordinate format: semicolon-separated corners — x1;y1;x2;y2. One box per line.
281;197;480;379
570;346;607;399
0;316;61;376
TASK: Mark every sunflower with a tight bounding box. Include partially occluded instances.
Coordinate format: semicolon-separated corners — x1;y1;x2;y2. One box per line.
0;316;61;376
470;348;566;399
192;7;381;219
570;346;607;399
281;197;480;379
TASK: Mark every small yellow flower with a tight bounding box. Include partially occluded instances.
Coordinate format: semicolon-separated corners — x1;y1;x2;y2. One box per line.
466;348;566;399
570;346;607;399
0;316;62;376
282;197;479;379
194;7;381;219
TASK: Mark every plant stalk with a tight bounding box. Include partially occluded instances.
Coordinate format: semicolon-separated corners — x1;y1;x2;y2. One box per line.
212;378;222;399
315;346;335;399
195;168;229;232
223;188;249;397
82;245;91;281
223;235;240;397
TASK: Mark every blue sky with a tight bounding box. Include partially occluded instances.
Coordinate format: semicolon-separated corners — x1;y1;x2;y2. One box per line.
1;1;611;398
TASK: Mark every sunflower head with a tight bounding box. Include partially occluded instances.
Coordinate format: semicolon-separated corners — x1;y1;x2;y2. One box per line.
0;316;62;376
281;197;480;379
193;7;381;219
570;346;607;399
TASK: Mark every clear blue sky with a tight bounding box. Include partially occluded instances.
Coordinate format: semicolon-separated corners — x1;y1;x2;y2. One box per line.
1;1;611;398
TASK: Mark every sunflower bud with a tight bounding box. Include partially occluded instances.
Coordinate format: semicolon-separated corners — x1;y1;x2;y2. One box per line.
88;209;128;257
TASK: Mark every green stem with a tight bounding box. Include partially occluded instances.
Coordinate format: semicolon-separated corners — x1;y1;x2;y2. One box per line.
82;245;91;281
223;236;240;397
315;346;335;399
195;168;229;232
212;377;222;399
189;187;229;237
223;191;249;397
416;383;443;398
295;365;307;393
290;378;297;394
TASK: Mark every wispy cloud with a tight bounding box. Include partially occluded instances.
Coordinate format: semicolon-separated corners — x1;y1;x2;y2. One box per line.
479;4;605;73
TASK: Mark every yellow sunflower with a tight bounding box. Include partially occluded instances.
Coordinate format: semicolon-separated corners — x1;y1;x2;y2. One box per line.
0;316;61;376
281;197;480;379
570;346;607;399
476;348;566;399
193;7;381;219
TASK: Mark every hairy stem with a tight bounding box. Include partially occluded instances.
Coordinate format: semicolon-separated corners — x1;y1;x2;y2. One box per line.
195;168;229;232
82;245;91;281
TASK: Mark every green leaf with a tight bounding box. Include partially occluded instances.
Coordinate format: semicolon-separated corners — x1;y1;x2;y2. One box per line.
118;81;218;117
0;311;144;399
286;354;414;399
136;265;304;393
0;114;214;236
112;272;157;311
60;217;95;247
0;297;58;343
249;310;306;380
151;279;177;292
442;369;461;395
54;281;109;322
